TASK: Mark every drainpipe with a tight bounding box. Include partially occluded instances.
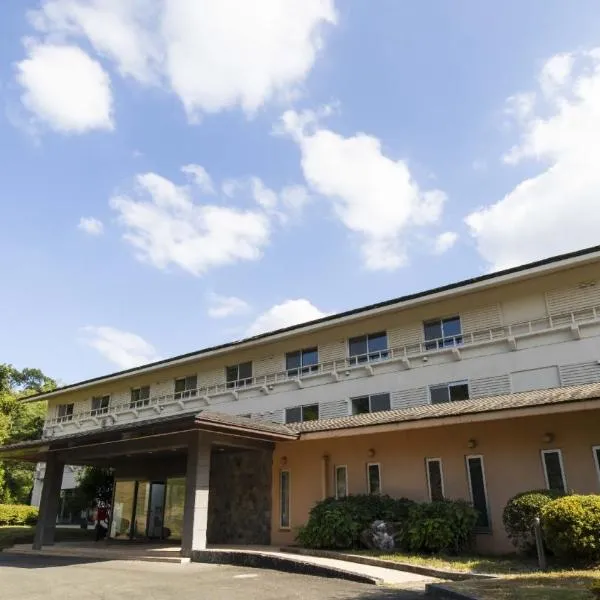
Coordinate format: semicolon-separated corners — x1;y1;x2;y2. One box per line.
321;454;330;500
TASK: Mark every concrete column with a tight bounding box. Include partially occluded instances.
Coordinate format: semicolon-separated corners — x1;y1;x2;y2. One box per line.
181;432;211;557
32;455;64;550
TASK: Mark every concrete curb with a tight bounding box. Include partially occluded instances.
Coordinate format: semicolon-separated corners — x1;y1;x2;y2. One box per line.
279;547;496;582
191;550;382;585
425;583;481;600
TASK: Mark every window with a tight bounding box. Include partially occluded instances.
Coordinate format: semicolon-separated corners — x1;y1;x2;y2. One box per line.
466;455;490;529
335;466;348;499
174;375;197;400
424;316;462;350
279;470;290;529
593;446;600;487
285;404;319;424
367;463;381;494
542;449;567;494
426;458;445;502
429;381;470;404
91;395;110;416
226;362;253;388
349;332;388;364
57;403;74;422
130;386;150;408
351;393;391;415
286;347;319;377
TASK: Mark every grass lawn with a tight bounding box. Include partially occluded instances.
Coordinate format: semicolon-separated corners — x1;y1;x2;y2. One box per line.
442;570;600;600
0;525;94;550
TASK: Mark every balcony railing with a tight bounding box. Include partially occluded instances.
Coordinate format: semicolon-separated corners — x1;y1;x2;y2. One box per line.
44;304;600;432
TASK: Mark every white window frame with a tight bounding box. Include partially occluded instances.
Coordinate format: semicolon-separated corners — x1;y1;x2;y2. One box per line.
366;462;382;495
284;404;320;424
347;331;389;364
279;469;291;530
429;381;470;404
174;375;198;399
285;348;319;377
425;458;445;502
423;315;463;350
57;403;74;423
130;385;151;408
91;395;110;416
541;449;567;493
593;446;600;488
334;465;348;499
226;362;253;388
349;393;391;415
465;454;491;530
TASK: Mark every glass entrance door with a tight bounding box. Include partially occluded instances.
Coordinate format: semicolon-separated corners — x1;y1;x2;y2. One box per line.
147;482;166;538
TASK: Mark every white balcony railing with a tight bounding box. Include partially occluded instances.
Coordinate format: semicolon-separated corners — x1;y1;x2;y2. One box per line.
44;304;600;432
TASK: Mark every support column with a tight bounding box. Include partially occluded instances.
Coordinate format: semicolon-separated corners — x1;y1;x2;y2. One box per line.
181;432;211;558
32;454;64;550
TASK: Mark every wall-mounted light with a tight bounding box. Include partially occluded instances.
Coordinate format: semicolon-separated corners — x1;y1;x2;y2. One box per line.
368;448;376;458
322;453;330;461
280;456;288;467
542;432;555;444
345;370;351;376
467;438;477;449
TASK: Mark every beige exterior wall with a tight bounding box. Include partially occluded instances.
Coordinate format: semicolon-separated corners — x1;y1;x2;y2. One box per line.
270;409;600;554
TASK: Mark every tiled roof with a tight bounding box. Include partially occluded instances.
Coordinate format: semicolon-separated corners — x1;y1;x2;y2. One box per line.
288;381;600;434
195;411;295;437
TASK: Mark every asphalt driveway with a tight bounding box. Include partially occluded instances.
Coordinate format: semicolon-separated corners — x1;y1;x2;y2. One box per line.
0;554;426;599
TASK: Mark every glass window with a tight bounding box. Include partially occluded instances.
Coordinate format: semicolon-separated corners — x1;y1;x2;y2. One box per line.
367;463;381;494
57;403;74;422
426;458;444;502
430;382;469;404
280;470;290;528
174;375;197;399
542;450;566;494
285;404;319;424
286;348;319;376
133;482;150;538
91;395;110;416
349;332;388;364
285;406;302;424
335;466;348;499
226;362;253;388
466;455;490;529
110;480;136;539
351;396;371;415
163;477;186;541
351;393;390;415
131;386;150;408
593;446;600;485
424;316;463;350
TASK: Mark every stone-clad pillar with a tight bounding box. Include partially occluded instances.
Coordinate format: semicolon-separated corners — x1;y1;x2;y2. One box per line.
181;432;211;557
32;454;64;550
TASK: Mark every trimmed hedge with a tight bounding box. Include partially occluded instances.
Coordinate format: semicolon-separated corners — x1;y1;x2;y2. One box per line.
502;489;563;553
0;504;39;526
541;495;600;562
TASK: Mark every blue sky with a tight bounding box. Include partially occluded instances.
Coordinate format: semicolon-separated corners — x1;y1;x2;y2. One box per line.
2;0;600;384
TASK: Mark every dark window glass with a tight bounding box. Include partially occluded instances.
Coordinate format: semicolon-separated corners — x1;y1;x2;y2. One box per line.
226;366;238;387
367;464;381;494
302;348;319;370
424;317;462;350
351;396;370;415
424;320;443;350
285;351;301;374
595;447;600;479
543;451;566;494
130;386;150;407
335;466;347;498
238;361;252;381
285;407;302;424
91;395;110;416
430;385;450;404
370;393;391;413
286;348;318;376
349;336;368;361
280;471;290;528
449;383;470;402
302;404;319;421
443;317;462;339
427;460;444;501
349;333;388;364
467;456;490;529
58;403;74;421
175;376;197;398
226;363;252;388
367;332;388;359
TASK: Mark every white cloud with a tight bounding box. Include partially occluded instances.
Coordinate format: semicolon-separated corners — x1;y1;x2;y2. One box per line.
279;108;448;270
181;164;215;194
466;49;600;271
80;325;160;369
245;299;328;336
280;185;311;214
433;231;458;255
251;177;278;210
207;293;250;318
27;0;337;120
15;43;113;133
77;216;104;235
540;52;573;96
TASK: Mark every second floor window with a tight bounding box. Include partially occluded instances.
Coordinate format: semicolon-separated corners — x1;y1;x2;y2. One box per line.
429;381;470;404
351;392;390;415
130;386;150;408
226;361;253;388
424;316;462;350
57;403;74;422
91;395;110;416
286;347;318;377
349;332;388;364
174;375;197;399
285;404;319;424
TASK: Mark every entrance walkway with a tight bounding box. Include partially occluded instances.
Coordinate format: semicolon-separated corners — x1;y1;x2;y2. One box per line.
3;542;438;587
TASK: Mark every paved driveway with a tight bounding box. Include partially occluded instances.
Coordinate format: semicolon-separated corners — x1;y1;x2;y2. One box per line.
0;554;426;599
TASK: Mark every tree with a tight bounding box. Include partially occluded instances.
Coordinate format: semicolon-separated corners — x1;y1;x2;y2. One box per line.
0;364;56;503
76;467;114;505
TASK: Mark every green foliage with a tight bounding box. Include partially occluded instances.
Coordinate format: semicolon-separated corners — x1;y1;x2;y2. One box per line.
404;500;478;554
0;503;39;526
541;495;600;562
76;467;114;504
590;579;600;599
296;494;415;549
503;489;564;553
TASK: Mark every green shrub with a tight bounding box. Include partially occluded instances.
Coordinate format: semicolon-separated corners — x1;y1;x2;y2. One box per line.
502;489;564;553
541;495;600;562
296;494;415;549
0;504;39;526
404;500;478;554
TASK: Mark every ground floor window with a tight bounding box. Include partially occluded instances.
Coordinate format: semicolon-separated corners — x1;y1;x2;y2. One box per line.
335;465;348;498
110;480;136;539
425;458;444;501
594;446;600;486
466;455;490;529
367;463;381;494
279;470;291;529
541;449;567;494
